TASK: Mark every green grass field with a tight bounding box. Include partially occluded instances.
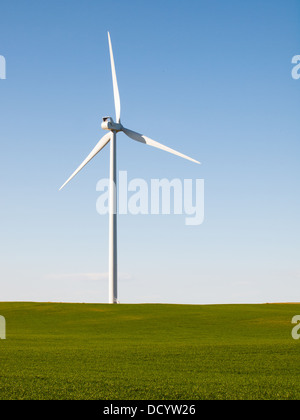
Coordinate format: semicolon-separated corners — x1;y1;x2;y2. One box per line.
0;302;299;400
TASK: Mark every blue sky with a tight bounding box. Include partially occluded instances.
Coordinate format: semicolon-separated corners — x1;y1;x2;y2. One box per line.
0;0;299;304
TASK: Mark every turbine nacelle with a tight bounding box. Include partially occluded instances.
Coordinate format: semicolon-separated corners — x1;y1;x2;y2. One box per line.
101;116;123;132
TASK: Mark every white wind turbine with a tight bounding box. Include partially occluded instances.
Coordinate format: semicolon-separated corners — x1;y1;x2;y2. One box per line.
60;32;200;304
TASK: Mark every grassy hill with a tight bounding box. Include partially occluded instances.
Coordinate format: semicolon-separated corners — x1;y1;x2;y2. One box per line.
0;302;299;400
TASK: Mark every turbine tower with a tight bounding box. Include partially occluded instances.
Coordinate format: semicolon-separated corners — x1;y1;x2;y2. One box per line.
60;32;200;304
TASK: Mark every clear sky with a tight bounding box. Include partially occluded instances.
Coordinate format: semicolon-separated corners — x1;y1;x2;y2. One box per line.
0;0;299;304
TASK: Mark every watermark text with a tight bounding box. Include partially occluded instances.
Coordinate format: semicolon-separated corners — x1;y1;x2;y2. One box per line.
96;171;204;226
292;315;300;340
0;55;6;79
292;55;300;80
0;316;6;339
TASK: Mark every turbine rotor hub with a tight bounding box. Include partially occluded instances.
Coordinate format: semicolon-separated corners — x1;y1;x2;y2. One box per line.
101;116;122;132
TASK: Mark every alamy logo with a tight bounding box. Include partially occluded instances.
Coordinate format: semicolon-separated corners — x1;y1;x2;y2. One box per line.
292;315;300;340
292;55;300;80
0;316;6;339
96;171;204;226
0;55;6;79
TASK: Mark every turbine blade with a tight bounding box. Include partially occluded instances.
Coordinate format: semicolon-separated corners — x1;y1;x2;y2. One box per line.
122;127;200;164
59;132;111;190
108;32;121;123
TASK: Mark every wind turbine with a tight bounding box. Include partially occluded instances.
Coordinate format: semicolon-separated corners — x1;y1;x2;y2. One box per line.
60;32;200;304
